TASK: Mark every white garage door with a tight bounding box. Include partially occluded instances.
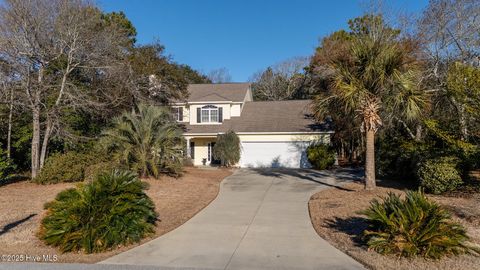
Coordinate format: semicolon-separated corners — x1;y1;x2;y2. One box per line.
239;141;311;168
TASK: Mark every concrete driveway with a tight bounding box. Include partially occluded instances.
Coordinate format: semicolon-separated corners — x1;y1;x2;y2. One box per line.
101;168;365;270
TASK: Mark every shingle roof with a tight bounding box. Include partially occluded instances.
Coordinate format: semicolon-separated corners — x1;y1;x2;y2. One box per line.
182;100;331;134
181;83;251;102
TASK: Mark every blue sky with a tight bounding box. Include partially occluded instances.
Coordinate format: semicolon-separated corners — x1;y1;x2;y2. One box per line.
99;0;429;81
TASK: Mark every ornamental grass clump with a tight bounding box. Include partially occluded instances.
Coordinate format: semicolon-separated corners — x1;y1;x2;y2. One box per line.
361;190;479;259
38;170;157;253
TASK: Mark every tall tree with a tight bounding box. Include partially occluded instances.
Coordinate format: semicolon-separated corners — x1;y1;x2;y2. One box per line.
0;0;130;177
313;15;427;190
207;67;232;83
251;56;311;101
417;0;480;141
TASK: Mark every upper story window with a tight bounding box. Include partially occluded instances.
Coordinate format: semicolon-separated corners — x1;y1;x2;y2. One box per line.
197;105;223;123
171;107;183;121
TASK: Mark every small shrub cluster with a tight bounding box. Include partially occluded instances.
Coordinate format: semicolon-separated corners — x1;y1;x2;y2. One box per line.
34;152;93;184
0;146;15;182
417;157;463;194
34;150;120;184
362;190;478;259
306;143;335;170
39;170;157;253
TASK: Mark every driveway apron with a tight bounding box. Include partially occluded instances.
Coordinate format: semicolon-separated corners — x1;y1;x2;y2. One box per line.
101;169;365;270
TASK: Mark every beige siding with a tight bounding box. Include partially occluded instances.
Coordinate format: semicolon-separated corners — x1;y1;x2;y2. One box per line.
238;134;330;144
191;138;216;166
231;104;241;117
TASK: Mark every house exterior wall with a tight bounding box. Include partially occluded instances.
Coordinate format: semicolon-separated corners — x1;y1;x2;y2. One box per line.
238;134;330;144
188;133;330;167
182;106;190;122
230;103;242;117
190;137;215;166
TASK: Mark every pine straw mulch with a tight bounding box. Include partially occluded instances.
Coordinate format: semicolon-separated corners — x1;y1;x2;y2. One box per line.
0;167;232;263
308;179;480;270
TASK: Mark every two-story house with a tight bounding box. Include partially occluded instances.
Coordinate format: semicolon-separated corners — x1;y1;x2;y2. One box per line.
172;83;332;168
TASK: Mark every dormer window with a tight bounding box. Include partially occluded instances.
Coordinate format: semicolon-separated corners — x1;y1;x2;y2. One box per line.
197;105;223;123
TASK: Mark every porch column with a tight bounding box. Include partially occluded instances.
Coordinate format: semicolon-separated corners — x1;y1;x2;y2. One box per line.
186;137;191;158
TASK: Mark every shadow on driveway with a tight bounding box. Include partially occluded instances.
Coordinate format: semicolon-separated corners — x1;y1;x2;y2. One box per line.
250;167;364;192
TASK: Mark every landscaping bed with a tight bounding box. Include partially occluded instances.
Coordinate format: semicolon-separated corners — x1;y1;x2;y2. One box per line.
0;167;232;263
308;180;480;270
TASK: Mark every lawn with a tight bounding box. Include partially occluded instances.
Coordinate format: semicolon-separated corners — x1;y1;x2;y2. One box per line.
0;167;232;263
309;180;480;270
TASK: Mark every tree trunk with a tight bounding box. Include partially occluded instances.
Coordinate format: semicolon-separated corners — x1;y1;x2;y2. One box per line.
39;117;53;169
31;107;41;178
6;84;13;159
364;129;376;190
31;67;43;178
415;124;422;142
451;97;468;140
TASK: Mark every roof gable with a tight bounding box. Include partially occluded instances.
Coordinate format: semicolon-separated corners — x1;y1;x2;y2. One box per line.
186;83;250;102
194;93;230;102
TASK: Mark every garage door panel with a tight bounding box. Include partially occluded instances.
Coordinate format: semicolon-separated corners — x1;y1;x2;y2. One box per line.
240;141;311;168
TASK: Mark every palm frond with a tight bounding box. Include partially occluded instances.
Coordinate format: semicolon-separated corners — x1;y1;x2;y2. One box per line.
101;104;184;178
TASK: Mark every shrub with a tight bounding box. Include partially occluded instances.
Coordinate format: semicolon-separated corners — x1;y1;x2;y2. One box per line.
0;145;15;182
39;170;157;253
306;143;335;170
213;130;241;167
34;152;93;184
182;157;194;167
83;161;122;182
375;138;430;181
102;104;184;178
362;190;478;259
417;156;463;194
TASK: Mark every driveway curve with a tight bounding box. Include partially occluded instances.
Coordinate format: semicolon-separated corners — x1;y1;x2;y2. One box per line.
102;168;365;270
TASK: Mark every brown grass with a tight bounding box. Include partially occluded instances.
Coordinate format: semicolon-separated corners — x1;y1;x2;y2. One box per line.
0;167;232;263
308;180;480;270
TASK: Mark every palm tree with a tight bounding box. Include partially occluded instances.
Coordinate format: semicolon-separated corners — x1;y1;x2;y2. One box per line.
314;16;427;190
102;104;184;178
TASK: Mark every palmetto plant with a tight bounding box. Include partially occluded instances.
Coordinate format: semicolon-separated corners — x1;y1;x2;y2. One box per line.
361;190;479;259
102;104;184;178
314;16;428;189
39;170;157;253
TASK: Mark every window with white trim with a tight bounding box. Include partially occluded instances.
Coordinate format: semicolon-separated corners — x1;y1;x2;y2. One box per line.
201;105;219;123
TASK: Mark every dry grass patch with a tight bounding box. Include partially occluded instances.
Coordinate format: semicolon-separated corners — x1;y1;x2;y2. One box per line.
0;167;232;263
308;180;480;270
